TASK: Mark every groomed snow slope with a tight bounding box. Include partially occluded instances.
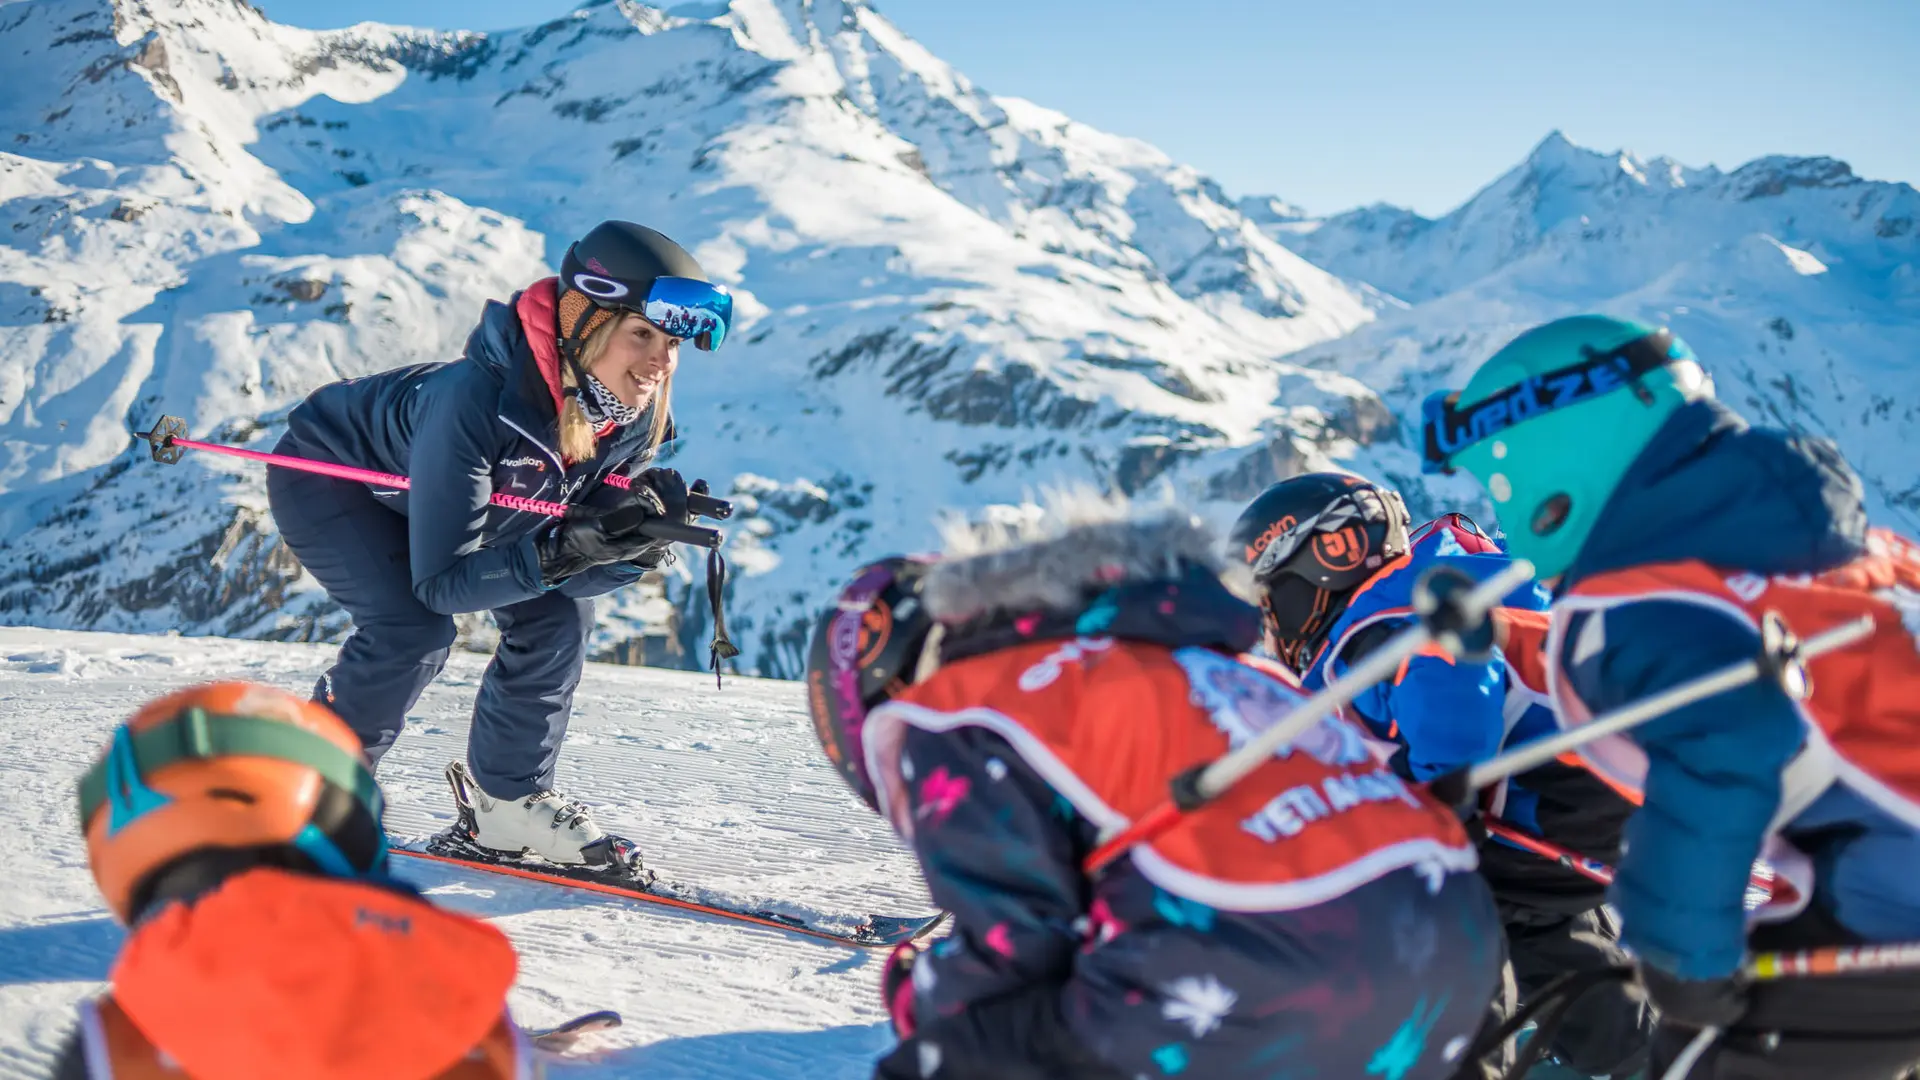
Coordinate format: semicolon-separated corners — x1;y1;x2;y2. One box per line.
0;625;934;1079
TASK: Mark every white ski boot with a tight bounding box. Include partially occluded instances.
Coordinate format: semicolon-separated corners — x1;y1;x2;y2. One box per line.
445;760;608;866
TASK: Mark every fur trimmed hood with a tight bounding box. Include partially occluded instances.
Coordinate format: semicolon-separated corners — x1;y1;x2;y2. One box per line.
921;487;1258;626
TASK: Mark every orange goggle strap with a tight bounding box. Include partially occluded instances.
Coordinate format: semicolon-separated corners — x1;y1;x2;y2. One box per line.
78;709;384;839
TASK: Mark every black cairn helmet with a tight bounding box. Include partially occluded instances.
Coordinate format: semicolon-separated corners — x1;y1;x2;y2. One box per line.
1227;472;1411;669
556;221;731;362
803;556;938;814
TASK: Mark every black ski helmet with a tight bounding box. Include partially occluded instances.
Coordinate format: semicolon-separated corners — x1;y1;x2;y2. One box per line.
1227;472;1411;669
556;220;725;361
803;556;938;814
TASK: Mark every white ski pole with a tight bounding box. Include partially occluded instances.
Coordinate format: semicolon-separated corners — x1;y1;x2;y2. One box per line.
1199;558;1538;799
1427;612;1876;809
1658;1026;1722;1080
1085;559;1536;870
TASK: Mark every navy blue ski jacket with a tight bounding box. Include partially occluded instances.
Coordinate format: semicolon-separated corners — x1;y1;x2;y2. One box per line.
879;577;1503;1080
280;278;668;615
1556;397;1920;980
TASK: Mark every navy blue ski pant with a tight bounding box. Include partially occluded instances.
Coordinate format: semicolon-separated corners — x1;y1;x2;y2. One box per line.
267;452;590;799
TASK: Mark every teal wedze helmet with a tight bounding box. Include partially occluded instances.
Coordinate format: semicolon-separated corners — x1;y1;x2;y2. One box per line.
1419;315;1711;580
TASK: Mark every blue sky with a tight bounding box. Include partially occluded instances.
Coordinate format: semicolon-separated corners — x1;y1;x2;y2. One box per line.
255;0;1918;218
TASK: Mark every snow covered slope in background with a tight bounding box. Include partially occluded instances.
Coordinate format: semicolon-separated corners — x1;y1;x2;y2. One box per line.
1257;131;1920;522
0;0;1389;675
0;626;928;1079
1;0;1915;674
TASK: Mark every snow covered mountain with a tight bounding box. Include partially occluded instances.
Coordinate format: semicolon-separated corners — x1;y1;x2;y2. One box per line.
1;2;1914;678
1257;131;1920;526
0;0;1390;675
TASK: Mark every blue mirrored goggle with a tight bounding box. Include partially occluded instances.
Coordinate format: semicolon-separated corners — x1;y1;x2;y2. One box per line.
1420;329;1689;475
569;272;736;352
643;276;733;352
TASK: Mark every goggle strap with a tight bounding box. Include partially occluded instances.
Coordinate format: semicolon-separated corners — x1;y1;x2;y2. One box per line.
104;725;173;836
1381;490;1411;557
78;709;383;830
292;822;363;878
1423;330;1679;469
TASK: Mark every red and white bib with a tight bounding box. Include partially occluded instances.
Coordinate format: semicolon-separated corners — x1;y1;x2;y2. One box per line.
866;638;1478;912
1546;527;1920;834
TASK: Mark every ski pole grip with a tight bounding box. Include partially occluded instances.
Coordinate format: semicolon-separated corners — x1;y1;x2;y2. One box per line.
1168;762;1211;812
688;490;733;521
1412;559;1536;664
636;519;722;549
1756;610;1872;701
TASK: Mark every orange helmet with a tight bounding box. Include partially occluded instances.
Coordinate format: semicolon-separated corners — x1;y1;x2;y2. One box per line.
78;682;388;924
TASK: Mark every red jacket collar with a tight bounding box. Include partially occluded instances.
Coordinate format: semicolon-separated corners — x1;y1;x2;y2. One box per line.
515;277;619;447
514;277;567;422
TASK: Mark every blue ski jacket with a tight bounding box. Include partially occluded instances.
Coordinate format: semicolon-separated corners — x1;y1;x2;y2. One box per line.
1303;518;1633;910
1556;397;1920;980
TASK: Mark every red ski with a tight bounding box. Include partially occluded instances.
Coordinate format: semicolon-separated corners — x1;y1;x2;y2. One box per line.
391;835;948;951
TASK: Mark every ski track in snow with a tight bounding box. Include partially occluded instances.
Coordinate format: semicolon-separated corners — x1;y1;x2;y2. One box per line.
0;626;931;1079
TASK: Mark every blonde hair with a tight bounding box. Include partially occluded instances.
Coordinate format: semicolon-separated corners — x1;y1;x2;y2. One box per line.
559;313;676;464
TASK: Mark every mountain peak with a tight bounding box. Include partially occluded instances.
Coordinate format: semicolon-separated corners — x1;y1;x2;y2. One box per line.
1525;128;1578;161
1236;194;1311;226
1725;154;1860;200
1517;129;1635;182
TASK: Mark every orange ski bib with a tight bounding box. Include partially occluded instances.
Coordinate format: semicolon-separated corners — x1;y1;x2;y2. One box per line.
867;638;1477;912
87;869;530;1080
1546;527;1920;832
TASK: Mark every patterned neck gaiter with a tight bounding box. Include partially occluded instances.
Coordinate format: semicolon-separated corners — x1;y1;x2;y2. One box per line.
579;371;644;427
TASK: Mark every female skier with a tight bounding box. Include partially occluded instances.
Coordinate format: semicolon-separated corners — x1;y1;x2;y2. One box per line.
267;219;732;865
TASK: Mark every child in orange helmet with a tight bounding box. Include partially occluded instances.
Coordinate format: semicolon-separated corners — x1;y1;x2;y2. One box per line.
53;682;535;1080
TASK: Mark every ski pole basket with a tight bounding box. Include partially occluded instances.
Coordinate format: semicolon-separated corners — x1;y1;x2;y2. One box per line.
137;415;189;465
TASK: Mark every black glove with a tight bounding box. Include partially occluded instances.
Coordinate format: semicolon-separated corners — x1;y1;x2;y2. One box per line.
537;505;666;586
1637;962;1750;1030
600;467;690;537
872;981;1126;1080
639;467;689;523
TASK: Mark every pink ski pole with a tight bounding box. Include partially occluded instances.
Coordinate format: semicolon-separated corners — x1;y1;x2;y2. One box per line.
135;413;742;683
134;414;726;546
